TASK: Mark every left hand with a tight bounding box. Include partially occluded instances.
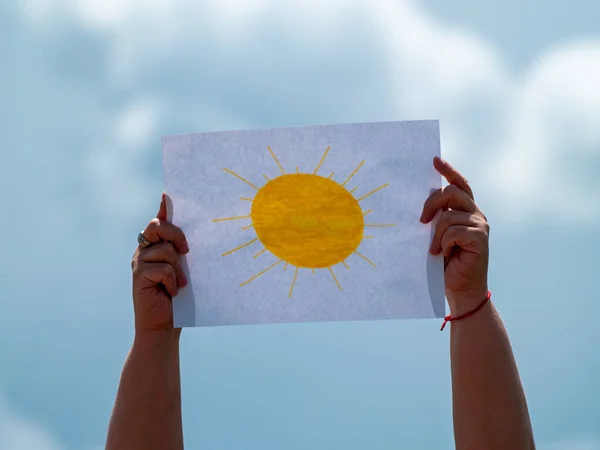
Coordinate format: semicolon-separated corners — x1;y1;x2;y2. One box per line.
420;157;490;315
131;193;189;334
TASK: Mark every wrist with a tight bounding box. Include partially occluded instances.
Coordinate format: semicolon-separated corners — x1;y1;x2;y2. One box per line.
446;288;489;316
133;329;181;354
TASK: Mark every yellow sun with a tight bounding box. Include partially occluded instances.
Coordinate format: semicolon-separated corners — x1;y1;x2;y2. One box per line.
213;146;395;297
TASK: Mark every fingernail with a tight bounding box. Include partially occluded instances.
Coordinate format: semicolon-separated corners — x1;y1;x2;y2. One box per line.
183;240;190;253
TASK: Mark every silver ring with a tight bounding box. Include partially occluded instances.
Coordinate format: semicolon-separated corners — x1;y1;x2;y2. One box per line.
137;231;152;248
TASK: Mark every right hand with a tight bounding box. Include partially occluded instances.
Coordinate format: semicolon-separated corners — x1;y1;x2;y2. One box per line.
131;193;189;334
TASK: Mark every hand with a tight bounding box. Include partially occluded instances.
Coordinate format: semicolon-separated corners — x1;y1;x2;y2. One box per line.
131;193;189;334
420;157;489;315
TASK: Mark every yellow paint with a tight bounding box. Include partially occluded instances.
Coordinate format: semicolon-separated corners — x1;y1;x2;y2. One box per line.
342;160;364;186
253;248;267;258
328;267;342;290
313;146;330;174
241;260;282;286
268;146;285;174
213;215;251;222
354;250;376;268
251;173;364;268
222;237;259;257
357;183;388;202
289;266;299;298
224;168;259;190
215;146;395;295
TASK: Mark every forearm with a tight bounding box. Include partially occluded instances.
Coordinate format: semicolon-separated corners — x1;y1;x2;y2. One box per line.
106;330;183;450
450;300;534;450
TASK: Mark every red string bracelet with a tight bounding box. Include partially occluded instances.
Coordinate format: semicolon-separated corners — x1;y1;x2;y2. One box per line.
440;291;492;331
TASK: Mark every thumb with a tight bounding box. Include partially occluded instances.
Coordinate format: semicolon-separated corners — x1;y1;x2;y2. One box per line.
156;192;168;221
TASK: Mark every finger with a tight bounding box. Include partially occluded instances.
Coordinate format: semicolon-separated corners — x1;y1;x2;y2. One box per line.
157;192;168;221
138;262;178;297
420;184;477;223
433;157;474;199
139;242;188;287
430;210;484;255
440;225;485;258
142;219;189;254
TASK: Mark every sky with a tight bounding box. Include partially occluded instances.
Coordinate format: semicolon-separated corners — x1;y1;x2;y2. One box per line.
1;0;599;449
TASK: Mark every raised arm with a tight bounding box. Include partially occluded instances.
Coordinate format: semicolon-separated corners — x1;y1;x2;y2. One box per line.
106;193;189;450
421;157;535;450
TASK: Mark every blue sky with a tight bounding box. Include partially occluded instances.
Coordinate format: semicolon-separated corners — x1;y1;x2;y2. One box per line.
1;1;599;449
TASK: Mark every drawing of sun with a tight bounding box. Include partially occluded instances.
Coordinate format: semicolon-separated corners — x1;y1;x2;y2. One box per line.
212;146;395;297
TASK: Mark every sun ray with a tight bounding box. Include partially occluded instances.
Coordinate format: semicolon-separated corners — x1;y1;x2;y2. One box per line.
240;260;283;286
354;250;376;268
313;146;331;175
342;261;350;269
296;166;299;173
342;160;365;186
242;224;254;230
350;187;358;193
253;248;267;259
363;236;374;239
212;215;251;222
222;237;259;257
363;209;372;216
263;174;270;182
364;223;396;227
240;197;253;201
328;172;334;179
311;268;315;274
357;183;388;202
267;146;286;175
328;267;343;290
223;168;259;191
284;262;289;271
288;266;299;298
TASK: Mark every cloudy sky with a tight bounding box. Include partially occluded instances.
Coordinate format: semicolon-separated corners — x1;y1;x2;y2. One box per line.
1;0;599;449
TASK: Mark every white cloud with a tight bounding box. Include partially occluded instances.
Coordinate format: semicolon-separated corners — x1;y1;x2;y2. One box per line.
0;390;103;450
78;98;162;223
19;0;600;226
114;98;160;152
489;40;600;223
0;391;64;450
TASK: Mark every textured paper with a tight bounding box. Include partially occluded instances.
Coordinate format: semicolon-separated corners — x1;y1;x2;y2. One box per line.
162;120;444;327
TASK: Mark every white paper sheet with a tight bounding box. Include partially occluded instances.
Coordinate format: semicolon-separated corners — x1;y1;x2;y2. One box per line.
162;120;444;327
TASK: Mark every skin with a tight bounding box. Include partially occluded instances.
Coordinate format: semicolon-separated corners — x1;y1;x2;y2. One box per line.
106;195;188;450
106;157;535;450
421;158;535;449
